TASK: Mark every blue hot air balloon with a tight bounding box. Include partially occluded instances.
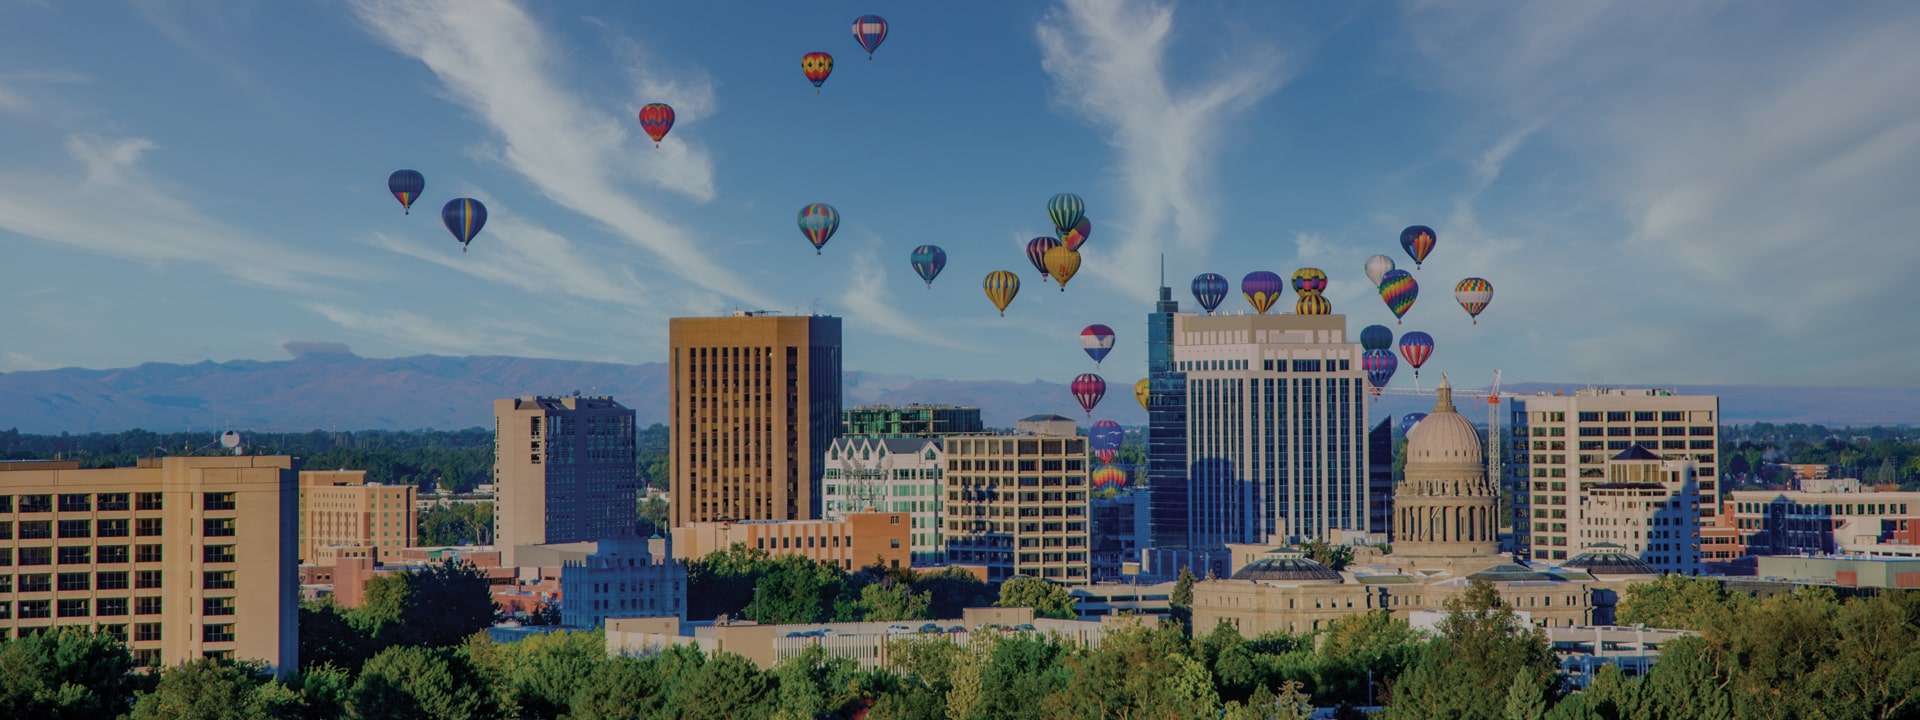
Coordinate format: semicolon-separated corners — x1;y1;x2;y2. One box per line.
910;245;946;288
1362;349;1397;399
1399;413;1428;434
1089;419;1124;464
1360;325;1394;352
442;198;487;252
1191;273;1228;315
388;170;424;214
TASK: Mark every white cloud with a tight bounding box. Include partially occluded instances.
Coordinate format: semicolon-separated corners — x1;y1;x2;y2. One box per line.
1036;0;1287;288
364;201;654;310
837;243;967;351
0;351;52;372
307;303;547;357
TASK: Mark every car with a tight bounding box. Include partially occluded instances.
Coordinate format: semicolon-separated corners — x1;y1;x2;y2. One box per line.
1015;624;1036;632
918;623;943;634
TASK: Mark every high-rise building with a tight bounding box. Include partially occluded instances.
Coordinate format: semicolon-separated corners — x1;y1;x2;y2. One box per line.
1146;284;1190;551
943;418;1092;583
822;437;946;564
0;457;298;676
297;470;415;565
558;534;687;629
1368;418;1395;537
494;396;638;567
670;312;843;528
842;405;983;438
1090;490;1148;582
1508;390;1720;562
1577;447;1701;575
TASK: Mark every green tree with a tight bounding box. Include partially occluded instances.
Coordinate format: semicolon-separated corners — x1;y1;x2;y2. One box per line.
348;646;498;720
1503;668;1547;720
910;566;997;619
299;600;374;672
129;659;306;720
567;656;667;720
1171;566;1197;608
418;503;494;546
996;576;1077;620
853;579;934;622
1382;579;1558;720
637;495;671;536
1301;539;1354;571
462;630;606;720
355;558;499;648
0;626;140;720
1615;574;1745;632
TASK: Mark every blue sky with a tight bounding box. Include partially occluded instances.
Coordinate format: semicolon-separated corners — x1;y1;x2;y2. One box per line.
1;0;1916;390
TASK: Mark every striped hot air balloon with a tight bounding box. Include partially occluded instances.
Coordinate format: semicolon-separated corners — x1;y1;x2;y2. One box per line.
1400;225;1437;268
1455;277;1494;324
637;103;674;147
797;203;839;255
441;198;487;252
1398;331;1434;378
1360;325;1394;352
850;15;888;58
1362;350;1398;399
1026;237;1061;278
984;270;1020;317
388;170;423;214
1378;269;1419;324
1191;273;1228;314
1294;294;1332;316
1071;373;1106;418
1291;267;1328;296
1092;465;1127;490
1047;193;1085;235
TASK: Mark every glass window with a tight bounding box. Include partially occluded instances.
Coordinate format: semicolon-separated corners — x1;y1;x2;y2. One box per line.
97;571;129;590
97;546;129;564
135;570;162;589
135;518;163;537
58;546;90;565
135;545;162;563
19;547;51;566
203;545;236;563
19;600;50;619
20;573;51;592
19;495;52;513
203;624;235;643
203;518;236;537
19;521;51;539
203;597;235;616
56;599;89;618
204;571;235;590
57;572;89;591
97;519;129;537
135;597;162;615
134;623;162;642
97;598;128;617
135;493;163;511
58;520;90;539
204;493;237;511
96;493;131;512
58;494;91;513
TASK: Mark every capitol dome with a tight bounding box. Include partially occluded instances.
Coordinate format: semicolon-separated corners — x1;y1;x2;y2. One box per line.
1405;375;1482;467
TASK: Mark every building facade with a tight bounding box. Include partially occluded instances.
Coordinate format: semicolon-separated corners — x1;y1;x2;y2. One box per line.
0;457;298;676
943;421;1092;584
1090;490;1148;582
1508;390;1720;562
1577;448;1702;575
1368;418;1395;537
822;437;945;564
1724;486;1919;557
559;535;687;629
670;512;912;570
494;396;639;567
297;470;415;565
842;405;983;438
670;312;843;527
1145;284;1190;552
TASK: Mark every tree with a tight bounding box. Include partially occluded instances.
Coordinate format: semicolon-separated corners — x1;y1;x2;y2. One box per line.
996;576;1077;620
1171;566;1197;608
1503;668;1547;720
348;646;497;720
129;659;304;720
1382;580;1558;720
637;496;671;536
910;566;997;619
356;558;499;648
1615;574;1745;632
462;630;606;720
0;626;140;720
853;579;934;622
1302;539;1354;571
418;503;493;546
566;656;667;720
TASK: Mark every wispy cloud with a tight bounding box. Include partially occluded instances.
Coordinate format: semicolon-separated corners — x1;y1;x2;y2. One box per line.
837;242;967;350
1036;0;1288;288
307;303;544;357
0;69;86;114
364;200;654;310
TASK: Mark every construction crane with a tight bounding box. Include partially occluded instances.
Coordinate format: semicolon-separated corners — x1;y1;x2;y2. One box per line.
1369;369;1518;490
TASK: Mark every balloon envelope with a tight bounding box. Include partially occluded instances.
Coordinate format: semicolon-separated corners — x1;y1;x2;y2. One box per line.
1291;267;1328;296
910;245;946;288
1360;325;1394;352
984;270;1020;317
1080;324;1116;365
1378;269;1418;322
1242;271;1285;314
797;203;840;254
1026;237;1061;278
1399;413;1428;434
1044;246;1081;290
1400;225;1437;268
1192;273;1228;314
1092;465;1127;489
1365;255;1395;287
1071;373;1107;418
802;52;834;89
1134;378;1150;411
850;15;888;57
1398;331;1434;375
1294;295;1331;315
1061;217;1092;252
1455;277;1494;324
1090;420;1124;464
637;103;675;145
388;170;424;214
1047;193;1086;236
1362;349;1398;396
442;198;487;251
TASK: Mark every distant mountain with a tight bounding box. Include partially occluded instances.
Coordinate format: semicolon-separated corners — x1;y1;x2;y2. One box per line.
0;348;1910;434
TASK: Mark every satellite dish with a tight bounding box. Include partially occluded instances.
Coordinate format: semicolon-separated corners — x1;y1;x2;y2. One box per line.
220;431;242;454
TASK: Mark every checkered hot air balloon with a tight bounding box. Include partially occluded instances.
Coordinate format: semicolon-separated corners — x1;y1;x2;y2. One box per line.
851;15;888;58
1455;277;1494;324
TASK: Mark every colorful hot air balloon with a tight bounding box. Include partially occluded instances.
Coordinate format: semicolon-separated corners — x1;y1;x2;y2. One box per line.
1360;325;1393;352
1044;246;1081;291
1291;268;1328;296
797;203;839;255
637;103;674;147
1399;225;1437;268
850;15;888;58
910;245;946;288
802;52;834;93
1294;295;1331;315
984;270;1020;317
388;170;424;215
1398;331;1434;378
1026;237;1061;278
1089;420;1124;464
1134;378;1150;411
1060;217;1092;252
1365;255;1395;287
441;198;486;252
1242;271;1285;315
1092;465;1127;490
1071;373;1106;418
1378;269;1418;324
1191;273;1228;315
1454;277;1494;324
1362;349;1398;398
1046;193;1086;235
1080;324;1116;366
1399;413;1428;434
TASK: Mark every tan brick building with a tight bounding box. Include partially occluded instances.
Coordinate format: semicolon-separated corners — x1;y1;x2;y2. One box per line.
670;512;911;570
494;396;639;567
297;470;415;565
942;417;1093;584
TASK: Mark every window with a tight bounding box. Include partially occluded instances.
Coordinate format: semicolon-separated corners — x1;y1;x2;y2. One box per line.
0;496;9;512
0;576;8;592
56;599;89;618
135;545;162;563
19;521;52;539
58;520;90;539
204;546;236;563
1606;412;1628;422
134;623;162;642
204;518;236;537
20;574;51;592
19;600;50;619
97;571;129;590
58;494;91;513
101;623;127;640
0;602;9;619
57;572;89;591
203;624;235;643
204;493;237;511
203;597;236;616
96;519;128;537
204;571;235;590
96;493;130;512
19;547;51;566
135;597;162;615
97;546;129;564
135;570;163;589
19;495;52;513
132;649;161;667
135;493;163;511
135;518;163;537
0;521;9;540
58;546;90;565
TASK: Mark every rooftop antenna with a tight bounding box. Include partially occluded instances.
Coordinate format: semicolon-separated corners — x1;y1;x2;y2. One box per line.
1160;253;1165;287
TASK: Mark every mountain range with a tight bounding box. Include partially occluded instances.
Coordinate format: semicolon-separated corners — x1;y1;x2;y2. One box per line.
0;344;1912;434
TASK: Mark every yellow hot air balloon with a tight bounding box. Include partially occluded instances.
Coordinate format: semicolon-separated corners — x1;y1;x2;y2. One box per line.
1134;378;1150;411
984;270;1020;317
1294;294;1332;315
1044;245;1081;291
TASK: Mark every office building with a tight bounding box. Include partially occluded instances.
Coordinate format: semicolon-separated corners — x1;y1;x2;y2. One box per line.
944;418;1092;583
822;437;946;564
0;457;298;676
670;312;843;527
842;405;983;438
494;396;639;567
1577;447;1702;575
1724;484;1919;557
1508;389;1720;562
670;512;912;570
558;535;687;629
1090;490;1148;582
1145;284;1190;551
1368;418;1395;537
297;470;415;565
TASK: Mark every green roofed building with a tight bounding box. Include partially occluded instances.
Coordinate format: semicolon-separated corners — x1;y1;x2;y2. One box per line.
843;404;984;438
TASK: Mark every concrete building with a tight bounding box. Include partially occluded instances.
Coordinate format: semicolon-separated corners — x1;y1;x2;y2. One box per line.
558;535;687;629
1724;486;1919;557
822;437;945;564
943;419;1092;583
494;396;638;567
1754;555;1920;589
670;312;843;527
1070;580;1175;620
0;457;298;676
670;512;911;570
297;470;415;565
1577;448;1701;575
1508;389;1721;562
842;404;983;438
605;607;1141;670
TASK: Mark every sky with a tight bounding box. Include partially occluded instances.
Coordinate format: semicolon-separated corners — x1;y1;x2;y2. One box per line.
1;0;1917;390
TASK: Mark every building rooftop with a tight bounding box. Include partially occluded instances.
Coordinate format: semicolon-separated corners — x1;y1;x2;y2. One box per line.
1467;563;1556;583
1229;549;1343;584
1611;446;1664;462
1019;414;1077;423
1560;544;1660;577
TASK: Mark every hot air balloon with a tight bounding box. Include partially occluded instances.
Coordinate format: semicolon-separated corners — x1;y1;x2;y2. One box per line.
637;103;674;147
1092;465;1128;490
442;198;487;252
1191;273;1228;315
1399;225;1437;268
1454;277;1494;324
1047;193;1085;235
1398;331;1434;378
1399;413;1428;434
1360;325;1393;352
1291;268;1328;296
1134;378;1150;411
802;52;834;93
1378;269;1418;324
388;170;424;215
797;203;839;255
1080;324;1115;366
1362;349;1398;398
910;245;946;288
1089;420;1124;464
1071;373;1106;418
1044;246;1081;291
1060;217;1092;252
1026;237;1061;278
851;15;888;58
1242;271;1285;315
1294;295;1331;315
984;270;1020;317
1365;255;1395;287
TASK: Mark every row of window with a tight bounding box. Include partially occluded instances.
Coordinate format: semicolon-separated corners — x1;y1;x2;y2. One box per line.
0;492;236;514
0;570;234;592
0;545;236;566
0;517;239;541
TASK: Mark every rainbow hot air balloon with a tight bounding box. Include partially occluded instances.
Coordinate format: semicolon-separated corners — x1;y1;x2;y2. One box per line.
1291;267;1328;296
850;15;888;58
388;170;424;215
1044;246;1081;291
1360;325;1393;352
1242;271;1285;315
1400;225;1437;268
1080;324;1116;366
910;245;946;288
1092;465;1127;490
1191;273;1228;315
1294;295;1331;316
1378;269;1418;324
1134;378;1150;411
637;103;674;147
1089;420;1124;464
1362;349;1398;399
1398;331;1434;378
802;52;834;92
1399;413;1428;434
1060;217;1092;252
797;203;839;255
1365;255;1395;287
442;198;487;252
984;270;1020;317
1026;237;1061;278
1071;373;1106;418
1047;193;1085;235
1454;277;1494;324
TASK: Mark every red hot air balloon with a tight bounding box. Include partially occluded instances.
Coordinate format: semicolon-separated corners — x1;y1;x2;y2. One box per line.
637;103;674;148
802;52;834;93
1071;373;1106;418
